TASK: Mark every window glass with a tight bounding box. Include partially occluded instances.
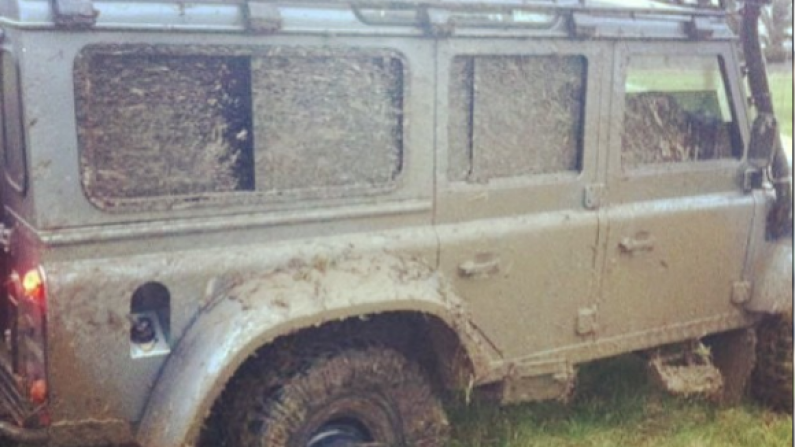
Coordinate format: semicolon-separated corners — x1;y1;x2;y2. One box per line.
251;54;403;192
2;51;27;193
449;55;586;181
622;55;741;167
77;54;254;201
75;48;404;207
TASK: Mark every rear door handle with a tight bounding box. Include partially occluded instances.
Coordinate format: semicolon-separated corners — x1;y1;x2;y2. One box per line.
619;233;655;254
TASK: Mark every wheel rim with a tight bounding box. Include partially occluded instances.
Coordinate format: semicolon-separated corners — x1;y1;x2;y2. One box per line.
307;418;373;447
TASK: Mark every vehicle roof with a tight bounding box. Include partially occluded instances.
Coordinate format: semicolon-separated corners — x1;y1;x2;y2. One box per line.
0;0;731;38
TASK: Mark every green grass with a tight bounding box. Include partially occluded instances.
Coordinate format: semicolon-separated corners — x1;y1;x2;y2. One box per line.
448;356;793;447
769;71;793;136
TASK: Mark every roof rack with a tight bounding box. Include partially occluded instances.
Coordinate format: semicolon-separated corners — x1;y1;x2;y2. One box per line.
2;0;733;36
351;0;728;17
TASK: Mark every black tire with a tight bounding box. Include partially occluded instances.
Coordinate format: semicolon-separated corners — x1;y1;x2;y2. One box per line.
751;313;793;413
225;346;449;447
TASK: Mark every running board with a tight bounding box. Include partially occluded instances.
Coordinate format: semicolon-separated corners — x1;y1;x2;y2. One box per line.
647;341;723;397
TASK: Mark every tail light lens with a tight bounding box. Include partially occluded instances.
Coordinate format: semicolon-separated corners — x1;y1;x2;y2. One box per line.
7;266;49;416
22;269;45;306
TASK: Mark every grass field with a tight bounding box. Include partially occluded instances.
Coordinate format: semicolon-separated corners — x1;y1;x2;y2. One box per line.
448;356;792;447
769;69;793;136
448;68;794;447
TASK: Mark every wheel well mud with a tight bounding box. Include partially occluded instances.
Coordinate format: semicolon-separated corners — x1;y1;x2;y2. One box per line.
198;312;474;446
135;253;494;447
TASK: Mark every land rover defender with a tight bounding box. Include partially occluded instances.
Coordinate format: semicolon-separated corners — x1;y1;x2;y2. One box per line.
0;0;791;445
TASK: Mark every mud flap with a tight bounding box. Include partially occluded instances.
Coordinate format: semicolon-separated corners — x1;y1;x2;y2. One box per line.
745;239;792;315
707;328;756;405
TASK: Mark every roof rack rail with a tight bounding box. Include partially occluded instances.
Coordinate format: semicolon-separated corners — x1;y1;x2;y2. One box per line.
351;0;728;17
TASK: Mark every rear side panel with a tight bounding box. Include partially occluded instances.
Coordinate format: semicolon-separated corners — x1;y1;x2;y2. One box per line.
24;29;439;441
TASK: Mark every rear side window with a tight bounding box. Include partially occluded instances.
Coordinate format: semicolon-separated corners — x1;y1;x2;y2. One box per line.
77;54;254;199
1;51;27;193
75;46;404;209
622;55;741;168
252;55;403;192
449;55;586;182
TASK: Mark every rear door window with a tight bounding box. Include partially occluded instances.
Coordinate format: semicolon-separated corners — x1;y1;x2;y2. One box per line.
448;55;586;182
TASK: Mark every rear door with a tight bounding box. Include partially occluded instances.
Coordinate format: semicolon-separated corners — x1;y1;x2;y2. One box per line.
0;47;26;364
599;42;755;342
435;35;609;363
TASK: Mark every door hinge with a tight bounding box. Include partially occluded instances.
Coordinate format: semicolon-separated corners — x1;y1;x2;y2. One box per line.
731;281;752;305
576;307;598;336
742;167;764;192
583;184;604;210
0;224;13;254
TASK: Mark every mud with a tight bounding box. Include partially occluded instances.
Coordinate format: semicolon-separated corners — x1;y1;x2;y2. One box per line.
75;46;404;209
622;92;734;167
752;312;793;411
448;55;584;181
252;50;404;193
75;50;253;202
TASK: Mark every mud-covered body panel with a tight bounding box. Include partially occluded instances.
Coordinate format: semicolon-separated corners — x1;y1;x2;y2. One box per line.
43;230;453;422
136;250;493;447
745;238;793;315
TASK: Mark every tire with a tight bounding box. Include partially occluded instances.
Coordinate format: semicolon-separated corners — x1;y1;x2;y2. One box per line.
224;346;449;447
751;313;793;413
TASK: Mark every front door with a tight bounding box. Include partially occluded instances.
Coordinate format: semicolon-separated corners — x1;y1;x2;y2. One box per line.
599;42;756;343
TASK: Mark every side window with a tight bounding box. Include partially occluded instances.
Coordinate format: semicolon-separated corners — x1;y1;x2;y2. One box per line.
75;47;404;208
77;54;255;200
449;55;586;181
1;51;28;193
622;55;741;168
252;55;403;192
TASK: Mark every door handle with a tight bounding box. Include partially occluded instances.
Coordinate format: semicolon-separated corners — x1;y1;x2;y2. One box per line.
619;233;655;254
458;253;500;279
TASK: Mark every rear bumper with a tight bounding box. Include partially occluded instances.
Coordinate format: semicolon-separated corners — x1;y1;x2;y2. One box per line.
0;351;48;444
0;419;48;443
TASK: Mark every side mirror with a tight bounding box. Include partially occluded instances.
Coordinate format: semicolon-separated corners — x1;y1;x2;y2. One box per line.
747;113;779;169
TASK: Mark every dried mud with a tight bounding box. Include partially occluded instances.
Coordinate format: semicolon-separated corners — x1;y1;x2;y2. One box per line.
448;55;584;181
622;92;735;167
76;52;253;202
252;52;403;193
74;45;404;209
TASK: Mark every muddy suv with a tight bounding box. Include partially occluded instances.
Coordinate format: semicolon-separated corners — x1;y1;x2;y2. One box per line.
0;0;791;445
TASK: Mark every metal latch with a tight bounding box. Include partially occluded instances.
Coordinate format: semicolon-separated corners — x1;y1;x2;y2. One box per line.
51;0;97;27
583;184;604;210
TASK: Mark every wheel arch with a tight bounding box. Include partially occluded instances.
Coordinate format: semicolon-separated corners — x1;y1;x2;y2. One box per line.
135;254;493;447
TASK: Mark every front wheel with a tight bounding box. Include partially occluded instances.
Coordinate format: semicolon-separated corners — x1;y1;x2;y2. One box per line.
225;346;450;447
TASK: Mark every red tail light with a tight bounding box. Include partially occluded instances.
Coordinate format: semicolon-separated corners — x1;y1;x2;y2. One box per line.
21;268;45;306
